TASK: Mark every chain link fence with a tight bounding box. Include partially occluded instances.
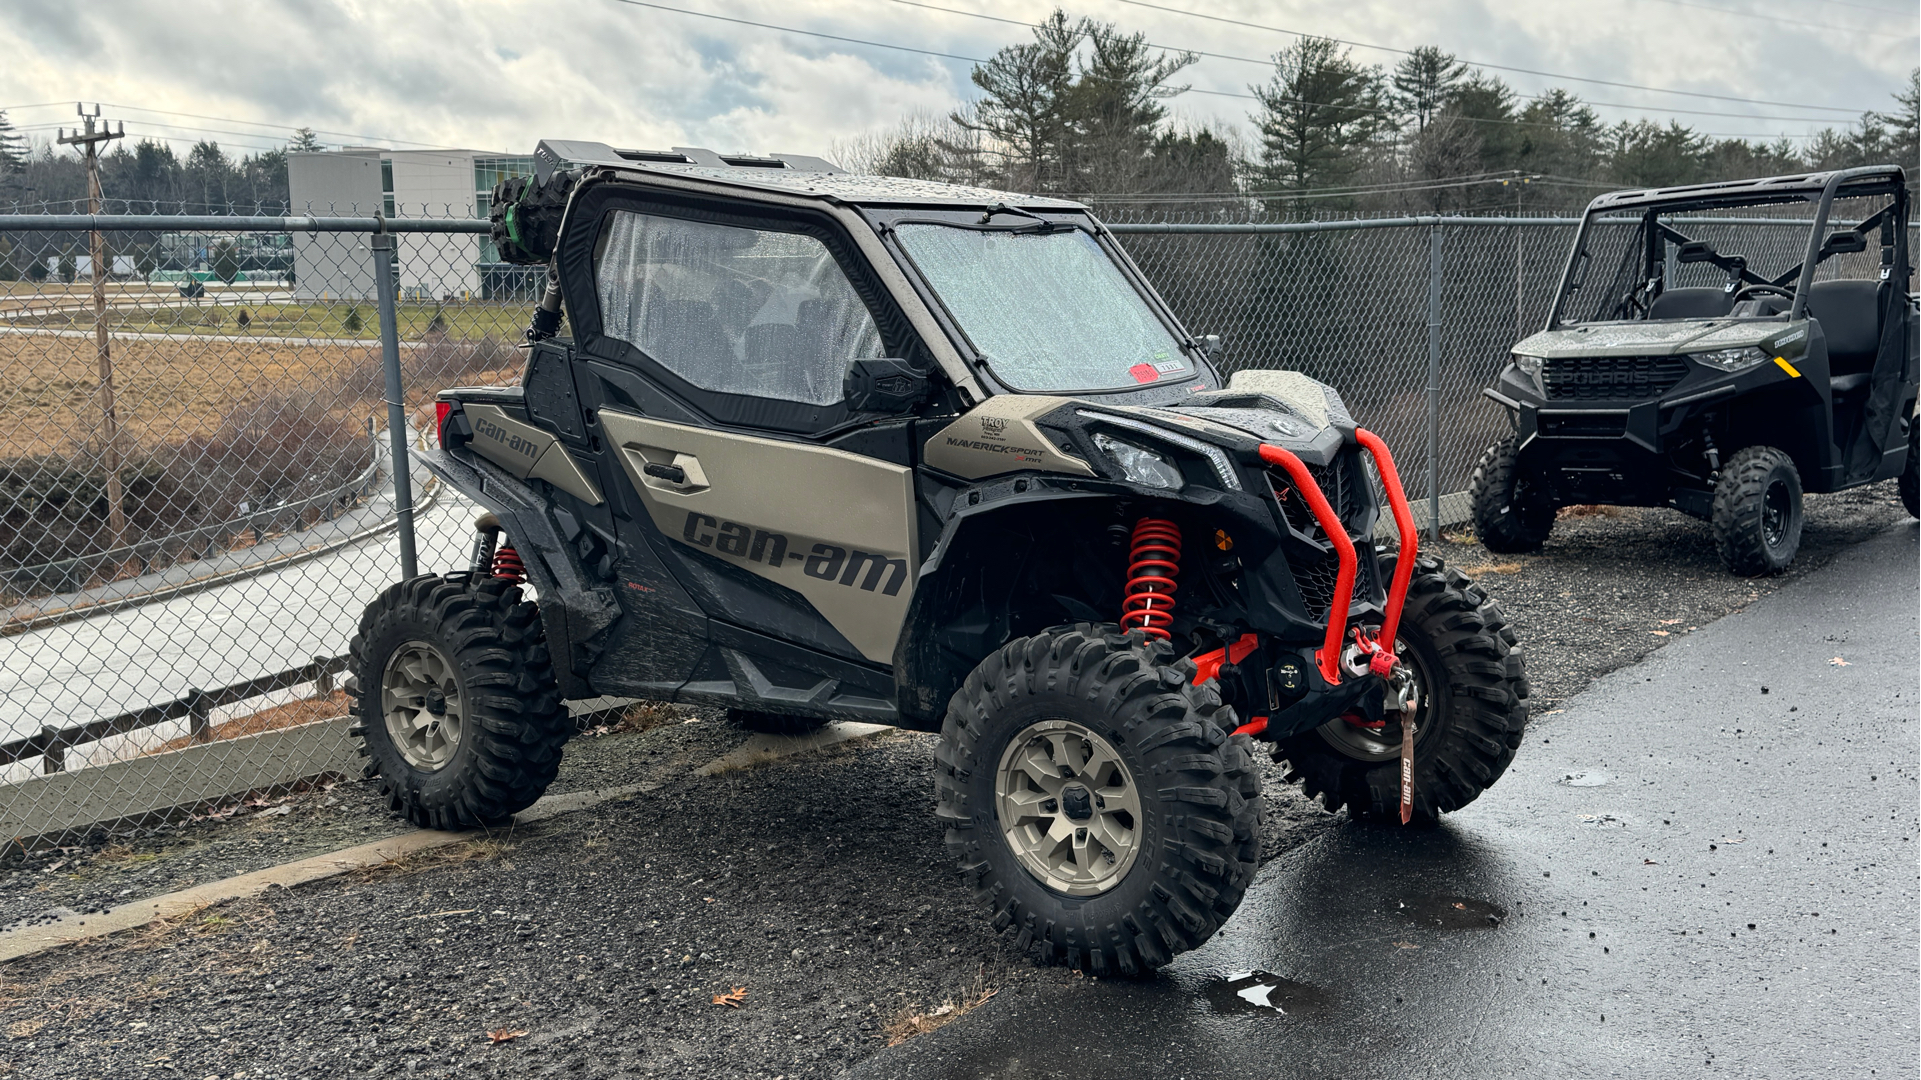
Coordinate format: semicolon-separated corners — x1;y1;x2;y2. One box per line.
0;205;1878;849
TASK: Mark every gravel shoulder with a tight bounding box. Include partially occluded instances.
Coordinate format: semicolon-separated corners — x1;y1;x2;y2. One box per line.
0;481;1906;1078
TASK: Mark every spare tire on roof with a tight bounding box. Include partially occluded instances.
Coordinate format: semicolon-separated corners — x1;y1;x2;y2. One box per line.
489;169;580;264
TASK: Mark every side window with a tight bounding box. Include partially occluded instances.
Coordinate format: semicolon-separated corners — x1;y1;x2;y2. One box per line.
594;211;885;407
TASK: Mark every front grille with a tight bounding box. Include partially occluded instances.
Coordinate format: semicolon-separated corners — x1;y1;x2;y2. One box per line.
1267;453;1374;620
1541;355;1688;400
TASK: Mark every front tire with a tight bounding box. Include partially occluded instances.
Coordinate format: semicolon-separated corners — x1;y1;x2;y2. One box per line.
1276;555;1528;820
936;625;1260;975
1712;445;1803;576
1469;436;1557;553
348;574;571;829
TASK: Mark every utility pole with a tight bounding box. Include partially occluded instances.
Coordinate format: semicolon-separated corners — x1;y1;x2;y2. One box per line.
59;104;127;554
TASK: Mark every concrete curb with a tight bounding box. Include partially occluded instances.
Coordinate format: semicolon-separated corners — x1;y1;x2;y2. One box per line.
0;779;657;964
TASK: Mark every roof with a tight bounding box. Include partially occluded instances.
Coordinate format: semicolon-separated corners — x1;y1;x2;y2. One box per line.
530;139;1087;210
1586;165;1908;214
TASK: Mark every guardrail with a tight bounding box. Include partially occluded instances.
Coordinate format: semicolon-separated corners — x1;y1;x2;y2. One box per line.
1;654;348;775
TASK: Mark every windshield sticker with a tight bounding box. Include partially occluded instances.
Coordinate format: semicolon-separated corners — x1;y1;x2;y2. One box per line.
1128;363;1161;384
1153;358;1185;375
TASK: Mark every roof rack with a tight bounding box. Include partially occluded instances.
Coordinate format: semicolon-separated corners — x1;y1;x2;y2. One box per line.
532;139;843;182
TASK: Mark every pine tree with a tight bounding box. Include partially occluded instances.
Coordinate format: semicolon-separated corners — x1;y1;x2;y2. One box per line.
0;109;25;175
955;10;1081;191
1390;47;1468;134
1250;37;1385;202
289;127;323;153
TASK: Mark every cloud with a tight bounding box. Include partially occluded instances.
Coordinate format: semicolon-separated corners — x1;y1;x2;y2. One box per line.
0;0;1911;161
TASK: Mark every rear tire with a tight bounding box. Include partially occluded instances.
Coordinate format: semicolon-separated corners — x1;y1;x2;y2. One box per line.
348;574;571;829
1712;445;1803;576
1276;555;1528;821
1469;437;1556;553
936;624;1260;975
1900;422;1917;519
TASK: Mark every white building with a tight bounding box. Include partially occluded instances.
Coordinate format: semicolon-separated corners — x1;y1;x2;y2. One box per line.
288;148;537;302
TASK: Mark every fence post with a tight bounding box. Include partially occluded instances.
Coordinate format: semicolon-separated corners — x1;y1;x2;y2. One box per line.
40;727;64;775
371;229;418;580
188;689;211;744
1426;223;1443;541
314;655;334;698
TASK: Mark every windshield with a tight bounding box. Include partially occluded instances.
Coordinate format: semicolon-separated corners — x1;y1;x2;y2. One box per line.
1552;190;1898;327
894;224;1193;392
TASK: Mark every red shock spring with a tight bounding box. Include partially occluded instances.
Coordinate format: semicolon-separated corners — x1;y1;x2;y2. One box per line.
1120;518;1182;641
491;545;527;583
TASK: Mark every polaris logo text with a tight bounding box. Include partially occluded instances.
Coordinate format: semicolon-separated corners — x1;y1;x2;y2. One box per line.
681;512;908;596
474;417;541;461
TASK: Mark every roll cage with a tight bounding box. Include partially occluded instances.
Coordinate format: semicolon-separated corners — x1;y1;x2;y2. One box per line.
1548;165;1911;329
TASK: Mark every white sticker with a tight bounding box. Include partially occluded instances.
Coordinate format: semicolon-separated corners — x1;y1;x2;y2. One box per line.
1153;358;1186;375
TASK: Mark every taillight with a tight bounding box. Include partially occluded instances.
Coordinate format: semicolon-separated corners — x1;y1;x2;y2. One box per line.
435;400;453;447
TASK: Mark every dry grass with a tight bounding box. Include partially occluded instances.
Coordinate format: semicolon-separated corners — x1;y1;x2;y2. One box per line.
1558;503;1628;519
349;837;518;883
148;691;348;754
1460;560;1526;576
883;981;999;1046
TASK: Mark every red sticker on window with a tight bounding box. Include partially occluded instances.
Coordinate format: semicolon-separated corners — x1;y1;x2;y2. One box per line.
1128;363;1161;384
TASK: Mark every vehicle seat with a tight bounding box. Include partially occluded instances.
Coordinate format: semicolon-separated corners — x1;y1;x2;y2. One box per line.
1648;287;1733;320
1805;279;1883;396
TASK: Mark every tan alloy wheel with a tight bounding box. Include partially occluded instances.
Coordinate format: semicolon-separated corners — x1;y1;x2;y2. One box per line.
994;719;1143;897
381;641;465;770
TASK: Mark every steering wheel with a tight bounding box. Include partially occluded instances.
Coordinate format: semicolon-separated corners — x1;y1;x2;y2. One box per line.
1732;283;1794;304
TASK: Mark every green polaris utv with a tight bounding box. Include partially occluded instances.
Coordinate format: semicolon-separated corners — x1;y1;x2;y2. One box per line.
347;141;1528;974
1471;166;1919;574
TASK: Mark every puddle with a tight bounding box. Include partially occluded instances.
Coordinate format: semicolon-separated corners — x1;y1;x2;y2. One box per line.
1205;970;1328;1016
1558;770;1612;787
1391;895;1507;930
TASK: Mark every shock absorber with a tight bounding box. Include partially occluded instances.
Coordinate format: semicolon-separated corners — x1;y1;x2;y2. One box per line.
1120;517;1182;641
492;545;527;584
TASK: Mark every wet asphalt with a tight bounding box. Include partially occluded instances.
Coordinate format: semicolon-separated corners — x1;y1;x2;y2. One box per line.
852;521;1920;1080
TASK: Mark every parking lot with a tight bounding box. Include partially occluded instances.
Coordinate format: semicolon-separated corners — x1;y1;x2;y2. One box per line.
1;486;1909;1079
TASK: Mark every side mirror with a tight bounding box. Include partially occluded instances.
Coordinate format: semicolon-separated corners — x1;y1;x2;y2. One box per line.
1675;240;1717;264
1820;231;1868;257
1200;334;1224;363
845;357;933;413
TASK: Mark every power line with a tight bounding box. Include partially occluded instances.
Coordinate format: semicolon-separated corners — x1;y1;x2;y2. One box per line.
1101;0;1877;115
605;0;987;61
1628;0;1881;33
4;101;476;152
888;0;1869;126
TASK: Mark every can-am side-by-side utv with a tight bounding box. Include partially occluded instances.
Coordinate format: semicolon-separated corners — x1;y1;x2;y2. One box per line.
1470;166;1920;575
347;142;1528;973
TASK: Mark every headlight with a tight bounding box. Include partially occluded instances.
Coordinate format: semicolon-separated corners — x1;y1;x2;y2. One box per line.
1093;433;1183;490
1690;346;1768;372
1512;354;1544;377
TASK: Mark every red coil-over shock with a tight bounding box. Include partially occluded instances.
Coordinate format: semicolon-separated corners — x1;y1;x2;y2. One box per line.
491;545;527;584
1120;518;1181;640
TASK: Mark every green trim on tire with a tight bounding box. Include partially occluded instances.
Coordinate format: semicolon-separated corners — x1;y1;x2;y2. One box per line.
936;624;1260;976
348;574;571;830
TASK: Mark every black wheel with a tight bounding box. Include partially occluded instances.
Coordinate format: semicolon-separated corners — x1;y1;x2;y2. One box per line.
347;574;571;829
1276;554;1528;821
1469;436;1557;553
1900;422;1917;519
727;708;830;735
936;624;1260;976
1711;445;1803;576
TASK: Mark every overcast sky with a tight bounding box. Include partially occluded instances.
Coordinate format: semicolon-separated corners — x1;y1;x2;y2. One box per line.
3;0;1915;162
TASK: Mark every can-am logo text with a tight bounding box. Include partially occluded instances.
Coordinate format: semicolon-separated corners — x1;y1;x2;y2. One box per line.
681;512;907;596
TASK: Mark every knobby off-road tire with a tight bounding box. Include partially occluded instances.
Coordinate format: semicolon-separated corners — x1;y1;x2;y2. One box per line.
1276;554;1528;821
727;709;830;735
348;574;571;829
1711;445;1803;576
1469;437;1557;553
1900;422;1918;519
936;624;1261;976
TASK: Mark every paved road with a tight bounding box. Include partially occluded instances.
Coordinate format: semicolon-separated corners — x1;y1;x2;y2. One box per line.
856;523;1919;1079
